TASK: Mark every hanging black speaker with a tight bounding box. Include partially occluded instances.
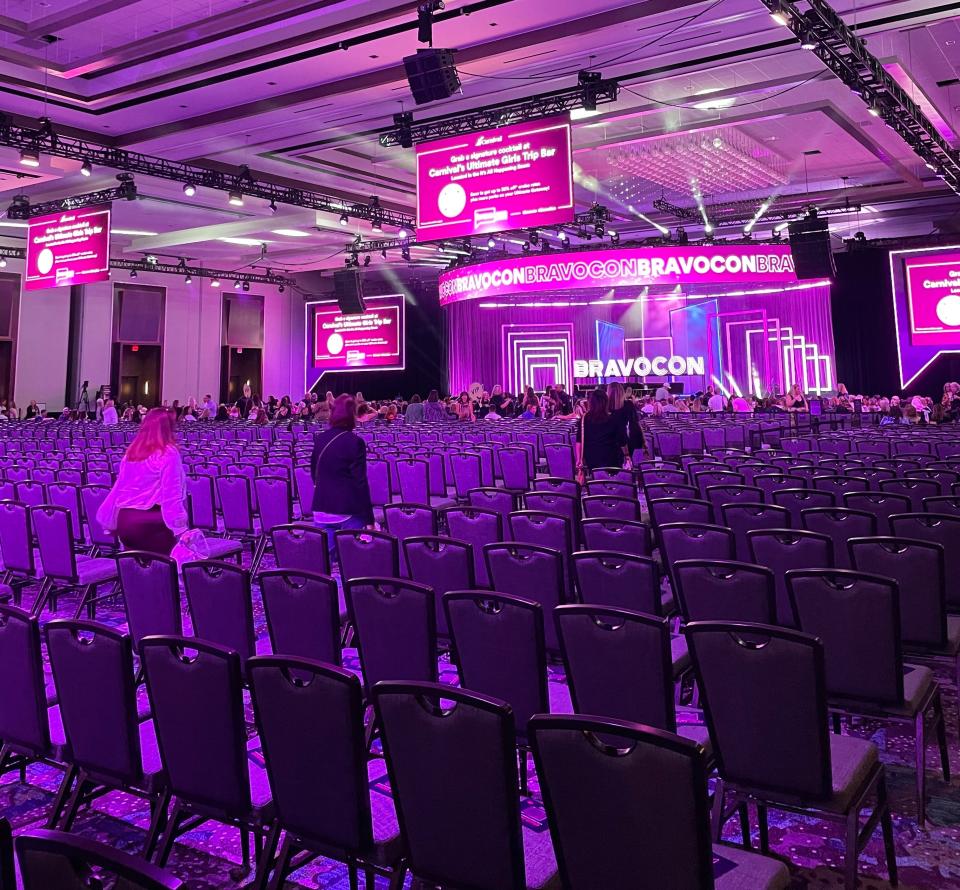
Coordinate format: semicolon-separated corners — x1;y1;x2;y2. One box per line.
403;48;460;105
333;269;366;315
787;216;837;280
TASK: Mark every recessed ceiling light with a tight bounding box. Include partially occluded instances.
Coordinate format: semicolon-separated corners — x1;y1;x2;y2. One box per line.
271;229;311;237
219;237;272;246
571;108;601;120
692;97;736;110
113;229;159;236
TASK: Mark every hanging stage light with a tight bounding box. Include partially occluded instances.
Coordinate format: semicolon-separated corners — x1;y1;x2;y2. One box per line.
80;159;92;176
228;190;244;207
19;147;39;167
183;182;197;197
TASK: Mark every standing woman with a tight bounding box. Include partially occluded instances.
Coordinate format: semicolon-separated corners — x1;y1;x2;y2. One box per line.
607;381;645;459
423;389;447;422
96;408;188;556
311;395;374;552
575;389;630;476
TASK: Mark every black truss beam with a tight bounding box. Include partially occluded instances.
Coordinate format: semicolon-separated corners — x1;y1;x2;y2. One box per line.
757;0;960;195
380;76;620;146
5;179;137;219
0;114;414;228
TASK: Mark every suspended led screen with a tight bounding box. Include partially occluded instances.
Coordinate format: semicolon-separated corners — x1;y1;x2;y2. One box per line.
25;203;111;291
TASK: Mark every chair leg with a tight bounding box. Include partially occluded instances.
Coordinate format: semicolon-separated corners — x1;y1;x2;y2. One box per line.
349;859;360;890
30;577;52;617
844;806;860;890
878;771;898;887
934;691;951;783
519;748;529;796
46;764;77;830
737;802;752;849
59;775;90;831
388;860;407;890
757;803;769;853
267;834;294;890
240;826;251;871
832;712;842;735
364;866;377;890
143;788;171;860
251;820;281;890
915;709;927;827
710;780;726;842
156;800;184;866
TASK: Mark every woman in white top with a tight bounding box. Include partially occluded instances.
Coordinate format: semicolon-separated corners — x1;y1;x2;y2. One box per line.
96;408;188;556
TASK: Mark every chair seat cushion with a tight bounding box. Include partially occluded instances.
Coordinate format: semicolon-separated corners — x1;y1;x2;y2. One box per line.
678;723;713;760
248;736;273;809
74;557;118;586
367;758;402;867
827;733;878;812
523;822;560;889
714;843;790;889
206;538;243;559
830;665;935;719
47;704;66;751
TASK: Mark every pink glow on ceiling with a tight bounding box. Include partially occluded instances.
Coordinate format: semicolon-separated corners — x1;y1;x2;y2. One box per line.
884;62;957;142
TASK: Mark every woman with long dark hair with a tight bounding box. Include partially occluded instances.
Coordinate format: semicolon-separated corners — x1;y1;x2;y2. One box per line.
607;381;645;458
576;389;630;473
96;408;188;556
311;395;374;554
423;389;446;422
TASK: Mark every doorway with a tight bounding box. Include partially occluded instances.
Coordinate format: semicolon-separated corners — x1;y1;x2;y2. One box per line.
112;344;162;409
221;346;263;404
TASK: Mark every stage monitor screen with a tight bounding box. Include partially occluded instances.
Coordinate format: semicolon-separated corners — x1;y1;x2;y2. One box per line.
25;203;111;291
416;115;574;240
904;250;960;345
307;294;405;383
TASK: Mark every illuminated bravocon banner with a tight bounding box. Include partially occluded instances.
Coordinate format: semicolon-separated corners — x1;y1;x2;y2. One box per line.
892;246;960;386
25;203;111;291
438;245;798;305
308;294;405;376
416;115;574;240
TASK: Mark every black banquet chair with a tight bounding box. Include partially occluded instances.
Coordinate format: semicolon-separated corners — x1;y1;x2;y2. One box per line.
528;715;789;890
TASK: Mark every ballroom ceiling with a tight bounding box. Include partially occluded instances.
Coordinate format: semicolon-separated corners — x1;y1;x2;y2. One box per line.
0;0;957;274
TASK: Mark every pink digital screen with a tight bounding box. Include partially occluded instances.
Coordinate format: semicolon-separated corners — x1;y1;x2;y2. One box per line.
905;252;960;345
309;294;405;373
416;115;574;240
25;203;111;291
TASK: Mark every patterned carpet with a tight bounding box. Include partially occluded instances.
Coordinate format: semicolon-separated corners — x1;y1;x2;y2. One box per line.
3;566;960;890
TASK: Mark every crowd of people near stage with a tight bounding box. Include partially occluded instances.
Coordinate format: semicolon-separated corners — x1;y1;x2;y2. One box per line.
5;380;960;427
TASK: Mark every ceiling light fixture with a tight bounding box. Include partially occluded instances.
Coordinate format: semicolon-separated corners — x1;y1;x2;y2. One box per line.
487;237;496;248
234;280;242;290
340;213;349;226
19;148;40;168
183;182;196;197
769;3;788;26
0;258;7;268
129;269;138;279
800;31;816;50
242;281;250;292
211;279;220;288
184;274;192;284
271;229;311;237
228;190;244;206
80;159;92;176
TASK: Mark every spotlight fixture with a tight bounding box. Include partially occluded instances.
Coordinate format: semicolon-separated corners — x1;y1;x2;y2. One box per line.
867;102;881;117
0;258;6;268
242;281;250;292
578;70;604;112
381;248;388;259
80;159;92;177
401;245;411;261
487;237;496;248
183;182;197;197
522;241;531;253
772;229;783;241
594;222;605;237
676;227;688;245
853;231;867;243
800;30;816;50
609;230;620;245
363;254;371;266
436;241;445;253
234;280;242;290
394;112;414;149
558;229;569;242
228;189;244;206
529;230;540;246
129;269;138;279
769;2;788;26
339;213;349;226
268;200;278;214
417;0;444;45
19;148;40;168
184;274;192;284
211;278;221;288
398;227;410;239
278;284;285;293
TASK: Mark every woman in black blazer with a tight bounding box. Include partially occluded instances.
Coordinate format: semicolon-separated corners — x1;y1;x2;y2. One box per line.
310;395;375;553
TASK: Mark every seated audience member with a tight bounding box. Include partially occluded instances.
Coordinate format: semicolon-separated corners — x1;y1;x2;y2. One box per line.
707;390;727;412
453;391;475;422
520;398;541;420
102;399;119;425
215;404;230;422
405;393;424;423
253;408;269;425
654;381;671;402
484;405;503;421
203;393;217;415
275;401;291;420
357;402;378;424
423;389;447;422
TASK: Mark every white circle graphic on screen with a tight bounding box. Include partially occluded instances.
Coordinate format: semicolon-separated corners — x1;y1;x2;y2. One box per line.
36;248;54;276
326;332;345;355
935;294;960;328
438;183;467;219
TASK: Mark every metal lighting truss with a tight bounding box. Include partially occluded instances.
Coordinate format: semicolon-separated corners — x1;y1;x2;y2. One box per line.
655;194;862;227
0;114;414;228
380;72;620;146
6;178;137;219
0;245;292;287
757;0;960;194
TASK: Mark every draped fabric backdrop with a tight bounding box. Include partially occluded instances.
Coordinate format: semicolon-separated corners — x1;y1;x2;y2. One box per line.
446;284;835;397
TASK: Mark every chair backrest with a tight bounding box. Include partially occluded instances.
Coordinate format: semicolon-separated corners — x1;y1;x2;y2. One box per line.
335;529;400;584
533;477;580;498
31;505;78;582
771;488;836;527
117;552;182;650
397;459;431;505
580;517;650;558
812;474;868;497
403;536;475;635
529;716;717;890
444;592;547;739
384;503;438;543
572;551;661;614
922;495;960;517
658;524;735;578
15;829;183;890
484;543;565;650
45;483;83;541
248;656;374;856
373;682;528;890
46;619;143;786
720;502;791;561
451;453;483;498
879;477;942;511
581;495;641;522
556;606;675;731
141;636;251;817
799;507;876;569
522;492;579;536
685;622;832;800
499;447;532;491
673;559;777;624
254;476;293;533
0;605;50;756
0;501;34;574
841;491;911;534
888;512;960;609
80;485;117;549
185;475;217;531
544;443;576;480
787;569;904;704
270;523;331;576
259;570;341;665
704;484;764;517
182;561;256;662
441;507;503;588
216;475;255;533
747;529;834;626
644;482;698;502
467;487;517;524
345;578;437;694
848;536;947;648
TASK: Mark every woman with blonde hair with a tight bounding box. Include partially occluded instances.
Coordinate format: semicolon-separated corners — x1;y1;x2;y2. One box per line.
96;408;188;556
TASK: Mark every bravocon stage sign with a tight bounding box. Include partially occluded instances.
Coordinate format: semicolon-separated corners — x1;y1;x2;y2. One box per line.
438;245;798;305
25;203;111;291
574;356;705;379
417;115;574;240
